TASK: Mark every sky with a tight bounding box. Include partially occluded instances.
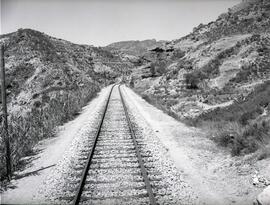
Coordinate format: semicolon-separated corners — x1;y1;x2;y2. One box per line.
1;0;241;46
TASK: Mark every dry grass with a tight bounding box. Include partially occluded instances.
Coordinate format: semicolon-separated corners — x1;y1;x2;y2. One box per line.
133;80;270;158
203;119;270;156
0;84;99;179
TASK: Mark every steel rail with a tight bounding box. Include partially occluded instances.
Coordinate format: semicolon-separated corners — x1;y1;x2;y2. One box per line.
118;85;157;205
72;84;116;205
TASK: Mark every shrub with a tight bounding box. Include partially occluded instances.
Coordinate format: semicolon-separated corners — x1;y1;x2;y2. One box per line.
129;76;135;88
206;119;270;156
150;63;155;77
184;73;199;89
141;93;151;103
208;121;242;147
239;111;255;125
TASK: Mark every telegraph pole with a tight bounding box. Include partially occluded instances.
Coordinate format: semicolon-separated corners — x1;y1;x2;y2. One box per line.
0;45;12;179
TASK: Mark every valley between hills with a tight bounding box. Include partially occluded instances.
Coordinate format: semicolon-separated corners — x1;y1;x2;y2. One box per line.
1;0;270;204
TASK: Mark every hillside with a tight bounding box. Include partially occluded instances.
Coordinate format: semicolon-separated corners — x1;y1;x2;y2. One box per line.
127;0;270;156
106;39;165;57
0;29;131;178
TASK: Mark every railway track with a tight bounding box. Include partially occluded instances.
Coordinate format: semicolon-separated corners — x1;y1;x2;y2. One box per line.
72;84;157;205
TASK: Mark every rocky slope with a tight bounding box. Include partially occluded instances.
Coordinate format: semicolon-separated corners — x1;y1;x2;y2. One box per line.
0;29;131;178
126;0;270;156
106;39;165;56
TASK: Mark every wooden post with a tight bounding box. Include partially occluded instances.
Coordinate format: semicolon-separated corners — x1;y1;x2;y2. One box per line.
0;45;12;179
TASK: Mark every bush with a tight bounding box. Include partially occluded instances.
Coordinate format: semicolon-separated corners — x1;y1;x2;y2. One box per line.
184;72;199;89
150;63;155;77
206;119;270;156
208;121;241;146
129;76;135;88
141;93;151;103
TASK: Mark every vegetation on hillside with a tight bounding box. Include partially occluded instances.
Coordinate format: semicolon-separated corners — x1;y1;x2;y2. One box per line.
0;29;130;179
128;0;270;157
